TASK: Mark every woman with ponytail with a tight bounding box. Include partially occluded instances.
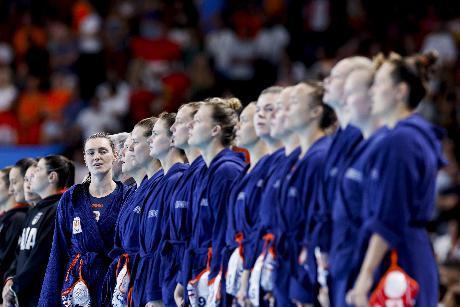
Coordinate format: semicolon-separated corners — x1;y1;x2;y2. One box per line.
134;112;189;307
328;59;389;306
346;52;444;306
184;98;246;306
4;156;74;307
105;117;162;306
38;133;132;307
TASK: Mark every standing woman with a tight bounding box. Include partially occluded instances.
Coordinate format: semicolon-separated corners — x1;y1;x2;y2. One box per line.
222;102;271;304
277;82;335;306
184;98;246;306
134;112;188;307
4;156;74;307
252;86;301;307
39;133;132;306
346;52;444;306
236;87;286;306
105;117;162;306
0;164;31;304
159;103;207;307
308;57;372;296
329;63;388;306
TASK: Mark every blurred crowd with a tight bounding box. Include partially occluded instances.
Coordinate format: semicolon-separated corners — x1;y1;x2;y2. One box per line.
0;0;460;302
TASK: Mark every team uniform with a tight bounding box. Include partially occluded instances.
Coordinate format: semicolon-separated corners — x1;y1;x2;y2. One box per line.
133;163;188;306
183;148;245;306
5;194;62;307
351;114;445;306
329;127;389;306
0;203;29;283
308;125;363;287
249;147;301;307
38;182;132;306
103;171;163;306
160;157;207;307
278;136;332;304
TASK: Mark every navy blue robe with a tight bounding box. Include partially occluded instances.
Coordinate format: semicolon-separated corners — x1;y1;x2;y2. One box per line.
329;127;388;306
38;182;132;306
352;114;445;306
273;136;332;304
308;125;362;285
183;149;245;285
251;147;301;307
134;163;188;305
103;171;164;305
160;157;207;306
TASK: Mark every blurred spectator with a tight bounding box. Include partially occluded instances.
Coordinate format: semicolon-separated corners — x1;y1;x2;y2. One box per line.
76;96;119;139
422;22;458;67
16;75;48;144
0;67;17;112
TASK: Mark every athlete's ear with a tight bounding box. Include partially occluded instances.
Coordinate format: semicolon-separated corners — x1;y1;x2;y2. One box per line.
48;171;58;185
211;125;222;137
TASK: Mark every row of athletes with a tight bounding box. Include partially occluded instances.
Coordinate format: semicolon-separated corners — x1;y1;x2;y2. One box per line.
0;50;443;307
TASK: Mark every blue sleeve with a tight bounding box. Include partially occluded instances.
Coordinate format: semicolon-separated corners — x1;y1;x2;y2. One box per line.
363;140;416;247
209;165;242;278
38;191;72;307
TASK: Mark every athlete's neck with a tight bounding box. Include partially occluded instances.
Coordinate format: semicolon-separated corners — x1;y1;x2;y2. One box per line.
283;133;300;156
37;185;60;200
0;197;15;212
185;147;201;164
200;140;226;167
333;105;349;128
245;139;269;172
383;103;412;129
89;172;117;198
260;136;283;154
297;123;324;157
160;149;185;174
355;117;381;139
131;168;148;187
146;159;162;179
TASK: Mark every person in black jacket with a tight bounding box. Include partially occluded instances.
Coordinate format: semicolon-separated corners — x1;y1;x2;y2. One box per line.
0;159;35;289
2;155;75;307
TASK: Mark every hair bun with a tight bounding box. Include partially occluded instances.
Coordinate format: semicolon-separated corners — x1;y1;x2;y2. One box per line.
225;97;242;112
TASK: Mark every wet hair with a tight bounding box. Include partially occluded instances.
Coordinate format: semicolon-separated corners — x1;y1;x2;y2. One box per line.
40;155;75;189
386;51;438;110
14;158;38;177
179;101;202;118
85;132;115;153
203;97;242;147
302;81;337;130
135;117;158;138
0;167;12;187
260;86;284;96
158;112;177;136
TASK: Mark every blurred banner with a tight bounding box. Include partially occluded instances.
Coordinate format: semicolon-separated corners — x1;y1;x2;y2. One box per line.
0;145;65;168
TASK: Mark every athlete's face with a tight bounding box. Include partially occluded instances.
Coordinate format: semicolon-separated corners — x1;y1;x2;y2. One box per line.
0;172;11;204
24;166;41;204
84;138;116;176
30;159;51;194
171;106;194;149
286;84;318;131
148;119;172;159
131;126;152;168
344;71;372;125
254;93;278;138
270;88;291;139
324;60;349;109
371;62;398;117
236;104;258;147
121;136;136;174
9;167;25;203
188;105;215;148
